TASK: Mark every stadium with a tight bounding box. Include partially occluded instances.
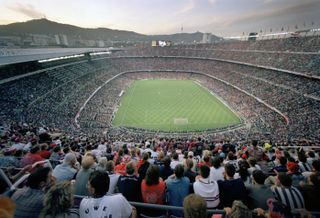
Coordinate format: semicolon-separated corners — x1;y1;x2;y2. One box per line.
1;1;320;217
1;37;320;142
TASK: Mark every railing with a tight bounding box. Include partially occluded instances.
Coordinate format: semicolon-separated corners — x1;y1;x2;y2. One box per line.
73;194;320;218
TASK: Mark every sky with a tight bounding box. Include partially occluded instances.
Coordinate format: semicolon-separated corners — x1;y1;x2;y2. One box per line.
0;0;319;36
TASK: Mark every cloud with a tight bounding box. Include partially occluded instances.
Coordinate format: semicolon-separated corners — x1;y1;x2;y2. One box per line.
208;0;218;5
174;0;196;15
8;3;45;19
228;0;320;26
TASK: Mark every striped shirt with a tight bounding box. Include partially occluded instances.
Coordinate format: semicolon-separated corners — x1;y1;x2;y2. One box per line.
272;186;305;210
298;162;312;173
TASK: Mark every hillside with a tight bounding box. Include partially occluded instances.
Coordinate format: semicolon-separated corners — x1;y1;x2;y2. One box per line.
0;19;145;41
0;19;223;43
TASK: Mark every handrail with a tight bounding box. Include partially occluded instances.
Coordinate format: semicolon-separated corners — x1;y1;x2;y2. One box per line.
74;195;320;216
129;201;225;216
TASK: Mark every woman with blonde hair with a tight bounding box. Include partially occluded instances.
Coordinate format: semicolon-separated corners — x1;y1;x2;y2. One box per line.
41;181;79;218
74;155;95;196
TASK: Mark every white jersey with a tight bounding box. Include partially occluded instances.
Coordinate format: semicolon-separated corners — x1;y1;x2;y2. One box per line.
193;178;220;208
209;166;225;181
80;194;132;218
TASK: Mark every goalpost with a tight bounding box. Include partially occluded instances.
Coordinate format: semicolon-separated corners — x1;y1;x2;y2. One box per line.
174;118;188;125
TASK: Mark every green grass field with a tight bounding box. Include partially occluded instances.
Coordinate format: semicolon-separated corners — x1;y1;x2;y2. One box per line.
112;80;241;131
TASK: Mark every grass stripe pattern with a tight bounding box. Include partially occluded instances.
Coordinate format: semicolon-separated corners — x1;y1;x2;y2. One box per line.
112;80;241;132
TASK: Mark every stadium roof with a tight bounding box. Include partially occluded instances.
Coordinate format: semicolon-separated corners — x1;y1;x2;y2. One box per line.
0;48;116;66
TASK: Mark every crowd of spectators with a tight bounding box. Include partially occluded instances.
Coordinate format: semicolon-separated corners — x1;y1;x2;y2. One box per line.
1;53;319;142
184;36;320;52
0;123;320;217
0;37;319;143
123;35;320;77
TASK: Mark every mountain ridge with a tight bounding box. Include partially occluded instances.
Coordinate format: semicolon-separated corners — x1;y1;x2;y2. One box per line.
0;19;221;45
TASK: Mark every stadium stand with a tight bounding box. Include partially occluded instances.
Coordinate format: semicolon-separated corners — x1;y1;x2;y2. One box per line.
1;35;320;217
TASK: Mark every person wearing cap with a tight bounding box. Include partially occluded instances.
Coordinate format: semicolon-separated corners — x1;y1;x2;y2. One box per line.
287;161;305;187
20;145;44;167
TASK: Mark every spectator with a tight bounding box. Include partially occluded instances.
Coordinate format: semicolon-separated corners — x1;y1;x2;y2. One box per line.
41;181;79;218
218;163;247;208
272;172;305;210
39;144;51;159
223;200;253;218
141;165;166;205
79;171;135;218
49;146;62;167
306;151;317;165
170;153;181;170
20;145;44;167
193;165;220;209
302;159;320;178
165;164;190;217
237;160;251;185
183;194;207;218
0;196;16;218
52;153;78;182
96;157;108;171
287;161;305;187
74;155;95;196
247;157;261;175
298;152;312;173
246;170;273;210
117;161;140;202
299;172;320;211
106;160;120;195
272;156;288;173
159;156;173;181
210;157;225;182
11;167;54;218
184;151;197;172
137;152;150;180
184;158;197;183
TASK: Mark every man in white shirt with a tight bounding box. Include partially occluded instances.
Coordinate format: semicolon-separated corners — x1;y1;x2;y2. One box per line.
193;165;220;209
80;171;136;218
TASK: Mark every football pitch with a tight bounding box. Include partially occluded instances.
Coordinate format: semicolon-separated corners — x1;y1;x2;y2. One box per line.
112;80;241;132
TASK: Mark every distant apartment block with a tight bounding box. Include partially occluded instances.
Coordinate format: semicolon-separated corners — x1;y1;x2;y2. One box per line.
202;33;212;43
